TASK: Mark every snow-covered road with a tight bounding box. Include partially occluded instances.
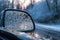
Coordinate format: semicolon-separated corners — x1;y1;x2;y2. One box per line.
35;23;60;32
34;23;60;39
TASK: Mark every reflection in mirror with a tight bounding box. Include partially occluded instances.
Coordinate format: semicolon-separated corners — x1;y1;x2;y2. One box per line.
4;11;34;32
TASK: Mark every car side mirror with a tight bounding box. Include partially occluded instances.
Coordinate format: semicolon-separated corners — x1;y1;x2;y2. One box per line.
2;9;35;32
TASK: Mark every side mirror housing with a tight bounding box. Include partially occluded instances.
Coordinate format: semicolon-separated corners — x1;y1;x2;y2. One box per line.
1;9;35;32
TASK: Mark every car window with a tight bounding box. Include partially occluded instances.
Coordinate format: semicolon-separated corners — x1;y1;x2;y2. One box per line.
0;0;60;40
0;0;60;25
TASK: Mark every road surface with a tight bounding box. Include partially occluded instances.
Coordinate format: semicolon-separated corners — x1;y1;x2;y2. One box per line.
34;23;60;39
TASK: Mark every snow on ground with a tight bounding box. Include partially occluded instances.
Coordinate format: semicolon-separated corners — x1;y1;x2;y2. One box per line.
35;23;60;32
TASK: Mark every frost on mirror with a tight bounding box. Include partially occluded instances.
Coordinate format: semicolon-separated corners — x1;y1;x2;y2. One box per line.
5;11;34;32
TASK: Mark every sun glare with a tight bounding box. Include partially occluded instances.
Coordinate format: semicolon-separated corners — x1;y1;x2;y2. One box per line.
35;0;42;3
8;0;12;3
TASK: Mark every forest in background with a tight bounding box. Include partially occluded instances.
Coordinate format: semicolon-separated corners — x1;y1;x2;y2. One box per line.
0;0;60;24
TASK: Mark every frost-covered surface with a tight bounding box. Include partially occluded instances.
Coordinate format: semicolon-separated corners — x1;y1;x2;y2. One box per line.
0;11;34;32
5;11;33;31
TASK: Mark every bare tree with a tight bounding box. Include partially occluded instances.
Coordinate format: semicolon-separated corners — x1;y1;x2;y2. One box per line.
12;0;14;8
31;0;35;5
53;0;58;13
46;0;50;11
46;0;58;12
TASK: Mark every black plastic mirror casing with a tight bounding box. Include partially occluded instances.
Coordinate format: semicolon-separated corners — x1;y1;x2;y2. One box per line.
0;10;4;26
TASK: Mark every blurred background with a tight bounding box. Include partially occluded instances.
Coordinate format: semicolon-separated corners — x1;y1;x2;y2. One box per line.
0;0;60;25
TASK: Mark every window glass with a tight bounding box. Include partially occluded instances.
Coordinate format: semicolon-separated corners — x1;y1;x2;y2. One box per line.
0;0;60;25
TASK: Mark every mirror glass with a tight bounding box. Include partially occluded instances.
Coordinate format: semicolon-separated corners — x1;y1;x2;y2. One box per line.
4;11;34;32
